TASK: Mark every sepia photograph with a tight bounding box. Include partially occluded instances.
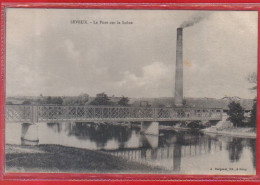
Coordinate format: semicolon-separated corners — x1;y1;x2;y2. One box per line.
4;8;258;175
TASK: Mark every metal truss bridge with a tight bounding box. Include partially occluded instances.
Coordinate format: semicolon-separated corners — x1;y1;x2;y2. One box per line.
5;105;223;124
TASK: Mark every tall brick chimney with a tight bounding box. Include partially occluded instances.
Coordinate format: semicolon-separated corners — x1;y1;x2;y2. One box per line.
174;28;183;106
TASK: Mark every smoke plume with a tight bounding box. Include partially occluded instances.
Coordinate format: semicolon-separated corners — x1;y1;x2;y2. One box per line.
180;13;211;28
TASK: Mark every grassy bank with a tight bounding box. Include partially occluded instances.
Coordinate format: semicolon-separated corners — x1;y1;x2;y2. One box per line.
6;144;165;173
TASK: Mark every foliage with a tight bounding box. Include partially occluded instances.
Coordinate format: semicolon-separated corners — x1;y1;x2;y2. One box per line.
46;97;52;104
90;93;111;106
22;100;31;105
118;97;129;106
45;96;63;105
249;98;257;127
187;121;205;129
63;93;89;106
246;72;257;127
78;93;89;105
227;101;245;127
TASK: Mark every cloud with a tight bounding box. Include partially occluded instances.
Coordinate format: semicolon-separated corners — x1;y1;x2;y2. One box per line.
5;9;258;99
110;62;174;97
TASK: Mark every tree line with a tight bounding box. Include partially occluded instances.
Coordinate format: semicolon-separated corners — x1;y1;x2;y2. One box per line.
20;92;130;107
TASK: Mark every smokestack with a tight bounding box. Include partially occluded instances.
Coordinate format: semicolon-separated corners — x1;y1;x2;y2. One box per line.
174;28;183;107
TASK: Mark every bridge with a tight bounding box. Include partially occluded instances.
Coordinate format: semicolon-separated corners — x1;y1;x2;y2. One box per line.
6;105;223;142
6;105;223;124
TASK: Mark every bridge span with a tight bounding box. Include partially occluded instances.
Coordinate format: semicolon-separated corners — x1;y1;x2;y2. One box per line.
5;105;223;143
6;105;223;124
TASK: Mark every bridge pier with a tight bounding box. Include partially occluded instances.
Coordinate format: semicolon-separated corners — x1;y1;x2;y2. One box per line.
140;121;159;136
20;106;39;145
21;123;39;145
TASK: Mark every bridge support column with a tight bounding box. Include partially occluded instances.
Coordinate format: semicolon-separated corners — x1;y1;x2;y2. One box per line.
21;123;39;145
140;121;159;136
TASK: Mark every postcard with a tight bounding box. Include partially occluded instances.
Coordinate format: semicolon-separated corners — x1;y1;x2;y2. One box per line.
4;8;257;175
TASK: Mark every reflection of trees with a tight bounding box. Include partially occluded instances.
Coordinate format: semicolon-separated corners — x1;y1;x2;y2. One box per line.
151;149;158;159
173;143;181;172
226;138;243;162
159;130;203;147
249;139;256;169
47;122;62;133
69;123;134;149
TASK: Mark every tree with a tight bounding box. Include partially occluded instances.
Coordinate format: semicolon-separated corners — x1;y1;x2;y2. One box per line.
44;96;63;105
46;96;52;104
77;93;89;105
227;101;245;127
118;97;129;106
249;98;257;127
90;93;111;105
52;97;63;105
22;100;31;105
247;72;257;127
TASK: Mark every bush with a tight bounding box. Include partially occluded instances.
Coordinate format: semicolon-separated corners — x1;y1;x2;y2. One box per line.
227;101;245;127
187;121;205;129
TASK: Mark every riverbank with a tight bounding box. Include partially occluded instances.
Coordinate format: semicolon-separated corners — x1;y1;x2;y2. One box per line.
5;144;165;173
201;127;256;138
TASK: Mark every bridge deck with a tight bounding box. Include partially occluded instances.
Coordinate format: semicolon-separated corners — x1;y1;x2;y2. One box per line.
5;105;223;123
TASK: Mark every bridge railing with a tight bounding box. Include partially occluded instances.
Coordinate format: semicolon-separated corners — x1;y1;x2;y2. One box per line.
5;105;34;123
5;105;223;123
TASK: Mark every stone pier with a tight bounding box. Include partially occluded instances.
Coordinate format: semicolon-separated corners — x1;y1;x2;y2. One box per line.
21;123;39;145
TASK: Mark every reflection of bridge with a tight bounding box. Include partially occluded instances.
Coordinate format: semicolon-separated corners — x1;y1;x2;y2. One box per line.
6;105;223;123
107;137;222;171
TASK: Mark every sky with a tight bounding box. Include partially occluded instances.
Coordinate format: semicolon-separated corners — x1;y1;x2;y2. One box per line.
5;9;258;98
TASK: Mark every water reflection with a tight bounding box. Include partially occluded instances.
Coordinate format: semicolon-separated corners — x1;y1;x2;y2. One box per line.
5;122;256;174
173;144;181;171
108;130;224;171
47;122;62;133
141;134;158;148
249;139;256;169
68;123;136;148
226;138;243;162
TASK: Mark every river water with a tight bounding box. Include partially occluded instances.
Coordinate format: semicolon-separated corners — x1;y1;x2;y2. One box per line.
6;122;256;175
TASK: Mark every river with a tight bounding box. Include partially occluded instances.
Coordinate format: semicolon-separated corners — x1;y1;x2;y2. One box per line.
6;122;256;175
